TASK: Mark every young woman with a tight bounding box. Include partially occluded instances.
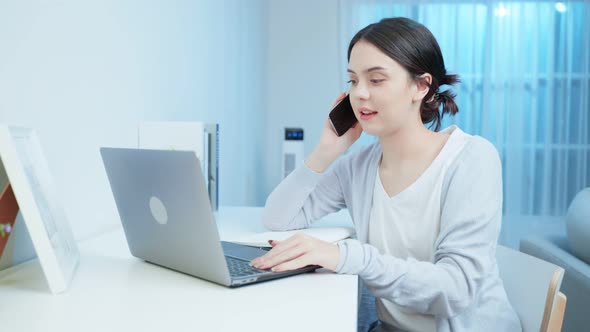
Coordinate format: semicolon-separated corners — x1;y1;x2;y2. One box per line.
250;17;521;332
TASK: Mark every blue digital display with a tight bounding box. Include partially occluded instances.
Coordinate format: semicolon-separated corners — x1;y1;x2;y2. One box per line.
284;128;304;141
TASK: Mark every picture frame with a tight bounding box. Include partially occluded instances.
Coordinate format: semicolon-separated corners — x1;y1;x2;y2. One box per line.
0;125;79;293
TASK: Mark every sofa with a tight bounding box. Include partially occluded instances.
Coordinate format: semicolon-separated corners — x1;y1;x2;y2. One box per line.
520;188;590;332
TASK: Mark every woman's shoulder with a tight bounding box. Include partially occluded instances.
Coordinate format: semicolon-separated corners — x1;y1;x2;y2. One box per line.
441;129;503;202
447;127;502;175
445;126;499;160
463;135;500;164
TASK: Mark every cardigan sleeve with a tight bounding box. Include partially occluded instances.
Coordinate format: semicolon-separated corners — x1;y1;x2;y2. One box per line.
261;158;348;231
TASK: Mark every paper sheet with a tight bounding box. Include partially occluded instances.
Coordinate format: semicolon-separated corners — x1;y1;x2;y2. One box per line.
231;227;355;248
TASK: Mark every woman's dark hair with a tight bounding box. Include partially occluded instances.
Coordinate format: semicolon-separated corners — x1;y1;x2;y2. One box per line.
347;17;459;131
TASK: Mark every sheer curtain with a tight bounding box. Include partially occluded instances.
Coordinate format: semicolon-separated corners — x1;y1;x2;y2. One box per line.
339;0;590;218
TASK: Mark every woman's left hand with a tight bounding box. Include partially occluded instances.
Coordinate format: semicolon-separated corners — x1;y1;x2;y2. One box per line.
250;233;340;272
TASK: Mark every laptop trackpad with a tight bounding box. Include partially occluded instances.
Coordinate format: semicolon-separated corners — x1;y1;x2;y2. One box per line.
221;241;270;261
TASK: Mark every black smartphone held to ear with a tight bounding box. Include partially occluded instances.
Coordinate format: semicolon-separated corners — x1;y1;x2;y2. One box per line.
328;94;357;137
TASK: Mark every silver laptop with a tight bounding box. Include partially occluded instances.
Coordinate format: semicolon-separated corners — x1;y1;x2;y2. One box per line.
100;147;318;287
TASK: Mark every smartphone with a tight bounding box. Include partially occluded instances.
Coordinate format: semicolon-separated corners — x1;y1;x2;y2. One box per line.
328;95;357;137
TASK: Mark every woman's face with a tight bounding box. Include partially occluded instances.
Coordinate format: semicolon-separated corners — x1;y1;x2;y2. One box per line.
347;40;419;137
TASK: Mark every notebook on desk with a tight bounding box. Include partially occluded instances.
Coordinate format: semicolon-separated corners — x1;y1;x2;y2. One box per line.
231;227;355;248
100;147;318;287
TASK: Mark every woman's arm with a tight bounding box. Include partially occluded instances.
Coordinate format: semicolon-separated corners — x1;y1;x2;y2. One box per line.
336;138;502;318
251;94;363;271
262;160;346;231
262;93;362;231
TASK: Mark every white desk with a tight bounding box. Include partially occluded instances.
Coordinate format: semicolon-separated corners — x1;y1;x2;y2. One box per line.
0;207;358;332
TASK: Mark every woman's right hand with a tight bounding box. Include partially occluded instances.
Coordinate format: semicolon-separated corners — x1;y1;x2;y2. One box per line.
305;92;363;173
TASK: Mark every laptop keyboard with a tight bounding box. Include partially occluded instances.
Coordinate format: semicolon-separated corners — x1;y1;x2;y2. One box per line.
226;256;270;277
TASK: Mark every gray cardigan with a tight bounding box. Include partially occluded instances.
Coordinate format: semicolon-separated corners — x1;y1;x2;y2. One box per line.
262;131;522;331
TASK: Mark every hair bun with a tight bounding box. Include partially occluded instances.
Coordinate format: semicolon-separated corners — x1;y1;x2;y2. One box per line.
442;74;460;86
438;89;459;117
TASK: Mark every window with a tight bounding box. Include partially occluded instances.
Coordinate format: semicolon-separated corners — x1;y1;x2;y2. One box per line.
340;1;590;216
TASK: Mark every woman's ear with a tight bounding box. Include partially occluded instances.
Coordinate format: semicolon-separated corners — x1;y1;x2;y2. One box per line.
412;73;432;103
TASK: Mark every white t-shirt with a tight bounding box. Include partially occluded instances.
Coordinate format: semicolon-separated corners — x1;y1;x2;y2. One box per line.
368;125;470;332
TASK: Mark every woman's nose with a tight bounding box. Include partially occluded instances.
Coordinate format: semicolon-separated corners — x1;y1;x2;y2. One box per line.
351;84;369;101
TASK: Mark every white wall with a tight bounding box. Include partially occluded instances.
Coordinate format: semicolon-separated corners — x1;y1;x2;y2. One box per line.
0;0;267;240
264;0;343;198
0;0;345;243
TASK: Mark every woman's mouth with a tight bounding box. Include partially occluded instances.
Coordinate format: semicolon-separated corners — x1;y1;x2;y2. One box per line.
360;109;378;121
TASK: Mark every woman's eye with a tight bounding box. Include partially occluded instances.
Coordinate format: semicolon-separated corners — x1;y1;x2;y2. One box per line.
347;79;357;85
370;79;385;84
